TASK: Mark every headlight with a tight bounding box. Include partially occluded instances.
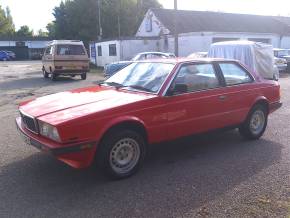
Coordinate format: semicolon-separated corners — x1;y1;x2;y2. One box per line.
38;121;61;142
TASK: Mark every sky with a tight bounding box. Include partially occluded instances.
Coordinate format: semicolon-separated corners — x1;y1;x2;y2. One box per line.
1;0;290;32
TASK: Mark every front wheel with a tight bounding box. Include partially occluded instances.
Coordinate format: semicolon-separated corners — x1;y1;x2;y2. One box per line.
50;72;57;81
239;104;268;140
42;67;49;78
97;130;146;179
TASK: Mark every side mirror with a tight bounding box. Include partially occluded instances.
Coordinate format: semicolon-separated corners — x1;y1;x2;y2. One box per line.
167;83;188;96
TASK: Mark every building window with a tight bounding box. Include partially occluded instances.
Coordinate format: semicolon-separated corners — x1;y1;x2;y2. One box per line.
145;16;152;32
248;38;270;44
212;37;239;43
97;45;102;56
109;44;117;56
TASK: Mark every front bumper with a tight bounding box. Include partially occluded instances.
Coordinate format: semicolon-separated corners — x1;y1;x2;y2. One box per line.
16;117;97;168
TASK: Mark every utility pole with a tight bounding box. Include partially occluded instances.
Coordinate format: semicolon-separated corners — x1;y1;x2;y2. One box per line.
174;0;178;56
118;0;121;38
98;0;102;40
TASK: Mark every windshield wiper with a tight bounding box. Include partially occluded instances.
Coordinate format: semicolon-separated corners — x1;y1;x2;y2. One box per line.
99;81;153;92
123;85;153;92
99;81;124;88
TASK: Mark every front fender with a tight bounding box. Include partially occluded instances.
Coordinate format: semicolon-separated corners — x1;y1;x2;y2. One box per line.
97;116;147;142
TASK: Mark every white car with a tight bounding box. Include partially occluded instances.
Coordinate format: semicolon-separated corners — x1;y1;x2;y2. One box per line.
274;57;287;72
187;52;208;58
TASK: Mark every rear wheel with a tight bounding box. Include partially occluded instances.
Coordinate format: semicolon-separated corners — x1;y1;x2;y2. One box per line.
50;70;57;81
81;73;87;80
97;130;146;179
239;104;268;140
42;67;49;78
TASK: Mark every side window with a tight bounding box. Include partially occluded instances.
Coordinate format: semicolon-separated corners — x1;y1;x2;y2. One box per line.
45;46;51;55
109;44;117;56
172;63;220;94
219;63;252;86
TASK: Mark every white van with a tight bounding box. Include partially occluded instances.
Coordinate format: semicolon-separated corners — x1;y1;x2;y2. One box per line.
42;40;89;81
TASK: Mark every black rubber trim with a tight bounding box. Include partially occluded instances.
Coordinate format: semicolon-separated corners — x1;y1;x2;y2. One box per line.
269;101;282;111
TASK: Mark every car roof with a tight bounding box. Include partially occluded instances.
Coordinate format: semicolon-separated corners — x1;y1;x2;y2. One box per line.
48;40;84;45
273;48;290;51
137;52;174;56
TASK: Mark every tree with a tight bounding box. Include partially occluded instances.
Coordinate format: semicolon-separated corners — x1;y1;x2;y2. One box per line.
0;6;15;36
46;22;56;38
16;25;33;37
48;0;162;44
36;29;48;37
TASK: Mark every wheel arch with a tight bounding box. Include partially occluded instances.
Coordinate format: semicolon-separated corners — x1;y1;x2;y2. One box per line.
251;97;269;114
98;117;148;148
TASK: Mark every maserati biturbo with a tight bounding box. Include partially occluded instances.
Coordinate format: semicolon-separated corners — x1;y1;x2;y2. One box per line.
16;58;282;179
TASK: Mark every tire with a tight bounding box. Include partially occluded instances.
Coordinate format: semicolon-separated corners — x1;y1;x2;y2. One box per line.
239;104;268;140
50;72;57;81
42;67;49;78
97;130;146;180
286;63;290;73
81;73;87;80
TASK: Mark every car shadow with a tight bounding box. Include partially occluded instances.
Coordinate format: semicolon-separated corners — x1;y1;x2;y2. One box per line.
0;130;282;217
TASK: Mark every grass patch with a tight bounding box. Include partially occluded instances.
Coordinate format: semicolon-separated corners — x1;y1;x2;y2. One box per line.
89;68;103;74
89;63;103;75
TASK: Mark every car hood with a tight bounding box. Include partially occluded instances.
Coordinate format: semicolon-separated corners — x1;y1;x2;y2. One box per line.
19;86;155;123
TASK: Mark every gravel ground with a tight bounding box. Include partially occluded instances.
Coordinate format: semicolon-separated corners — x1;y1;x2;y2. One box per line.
0;61;289;218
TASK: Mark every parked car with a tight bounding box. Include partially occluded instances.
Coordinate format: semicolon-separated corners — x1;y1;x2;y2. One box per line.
187;52;208;58
104;52;176;78
274;56;287;72
42;40;89;81
273;48;290;72
0;51;10;61
4;50;16;59
16;58;281;179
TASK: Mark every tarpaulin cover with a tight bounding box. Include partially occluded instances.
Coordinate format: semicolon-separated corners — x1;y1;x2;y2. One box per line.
208;41;275;79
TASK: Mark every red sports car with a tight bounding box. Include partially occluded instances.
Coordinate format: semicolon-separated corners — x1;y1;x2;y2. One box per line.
16;58;282;179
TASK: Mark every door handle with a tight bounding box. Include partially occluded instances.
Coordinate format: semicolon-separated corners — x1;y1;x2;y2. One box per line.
219;95;227;100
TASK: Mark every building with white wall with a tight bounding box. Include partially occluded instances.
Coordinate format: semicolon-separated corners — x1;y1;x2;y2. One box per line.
90;37;160;66
136;9;290;57
90;8;290;66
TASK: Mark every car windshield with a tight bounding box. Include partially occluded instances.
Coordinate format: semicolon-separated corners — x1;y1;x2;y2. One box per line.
104;62;175;93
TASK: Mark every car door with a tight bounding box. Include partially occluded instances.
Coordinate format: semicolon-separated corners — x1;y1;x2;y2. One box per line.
164;62;233;140
215;61;257;125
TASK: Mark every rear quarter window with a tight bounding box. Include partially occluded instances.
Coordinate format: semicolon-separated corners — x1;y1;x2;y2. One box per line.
56;44;86;55
219;63;253;86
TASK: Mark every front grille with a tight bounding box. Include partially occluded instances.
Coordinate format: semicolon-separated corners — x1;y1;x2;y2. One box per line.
20;111;38;134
